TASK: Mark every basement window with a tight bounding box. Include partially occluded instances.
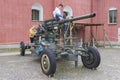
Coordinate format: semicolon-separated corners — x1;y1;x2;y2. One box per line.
108;8;117;24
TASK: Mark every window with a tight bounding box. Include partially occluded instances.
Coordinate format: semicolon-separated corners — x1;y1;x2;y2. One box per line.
32;9;39;21
63;6;73;18
109;8;117;24
32;3;43;21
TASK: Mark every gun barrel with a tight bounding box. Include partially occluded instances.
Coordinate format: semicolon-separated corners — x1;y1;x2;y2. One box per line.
57;13;96;24
44;13;96;26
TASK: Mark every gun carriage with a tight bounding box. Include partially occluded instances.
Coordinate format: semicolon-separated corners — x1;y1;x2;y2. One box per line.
20;13;101;76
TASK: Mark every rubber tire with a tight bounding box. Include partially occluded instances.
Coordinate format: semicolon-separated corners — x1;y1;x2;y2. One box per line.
81;46;101;69
40;49;56;76
20;41;25;56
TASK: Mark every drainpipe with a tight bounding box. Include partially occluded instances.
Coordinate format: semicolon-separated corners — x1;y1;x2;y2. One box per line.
90;0;93;45
53;0;55;8
52;0;56;18
91;0;93;23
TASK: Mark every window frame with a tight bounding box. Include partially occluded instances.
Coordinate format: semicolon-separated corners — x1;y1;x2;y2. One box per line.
108;8;117;25
32;9;40;21
32;3;43;21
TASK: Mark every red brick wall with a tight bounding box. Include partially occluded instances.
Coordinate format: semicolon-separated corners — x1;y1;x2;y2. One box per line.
95;0;120;41
55;0;120;42
0;0;120;44
0;0;54;44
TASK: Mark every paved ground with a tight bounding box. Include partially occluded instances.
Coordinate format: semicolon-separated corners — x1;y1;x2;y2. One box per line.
0;48;120;80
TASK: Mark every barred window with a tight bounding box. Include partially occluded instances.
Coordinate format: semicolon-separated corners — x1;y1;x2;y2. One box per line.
32;9;39;21
32;3;43;21
109;8;117;24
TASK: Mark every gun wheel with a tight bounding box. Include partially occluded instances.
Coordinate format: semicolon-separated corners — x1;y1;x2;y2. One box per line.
20;41;25;56
40;49;56;76
81;46;101;69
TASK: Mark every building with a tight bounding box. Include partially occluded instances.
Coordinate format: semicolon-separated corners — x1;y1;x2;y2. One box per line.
0;0;120;46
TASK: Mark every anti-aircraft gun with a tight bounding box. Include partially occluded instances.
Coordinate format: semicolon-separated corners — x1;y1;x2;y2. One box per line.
20;13;101;76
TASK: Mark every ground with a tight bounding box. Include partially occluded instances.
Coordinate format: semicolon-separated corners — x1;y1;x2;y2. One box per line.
0;48;120;80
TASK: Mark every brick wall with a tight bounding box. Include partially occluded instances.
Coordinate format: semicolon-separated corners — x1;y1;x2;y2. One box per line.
0;0;120;44
96;0;120;42
0;0;54;44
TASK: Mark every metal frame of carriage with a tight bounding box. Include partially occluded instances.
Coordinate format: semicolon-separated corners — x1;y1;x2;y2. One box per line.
20;13;101;76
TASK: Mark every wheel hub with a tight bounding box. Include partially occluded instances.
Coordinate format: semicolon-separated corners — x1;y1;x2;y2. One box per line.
41;54;50;72
85;52;94;65
43;59;48;69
